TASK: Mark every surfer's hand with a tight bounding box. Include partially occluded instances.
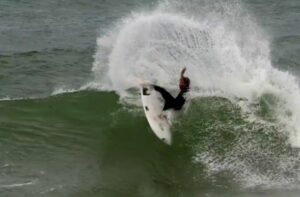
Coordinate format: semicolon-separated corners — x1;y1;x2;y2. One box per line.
181;67;186;76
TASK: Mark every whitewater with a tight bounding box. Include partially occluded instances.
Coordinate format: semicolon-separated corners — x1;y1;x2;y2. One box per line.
91;0;300;148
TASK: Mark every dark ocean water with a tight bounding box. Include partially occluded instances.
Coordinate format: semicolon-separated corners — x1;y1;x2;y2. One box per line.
1;0;300;196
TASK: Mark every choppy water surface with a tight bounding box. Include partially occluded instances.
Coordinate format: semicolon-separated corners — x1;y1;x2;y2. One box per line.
1;0;300;196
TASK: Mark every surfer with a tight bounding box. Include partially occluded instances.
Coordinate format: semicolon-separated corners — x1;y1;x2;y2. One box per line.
153;67;190;111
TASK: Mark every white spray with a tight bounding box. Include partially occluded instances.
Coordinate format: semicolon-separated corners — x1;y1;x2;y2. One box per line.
91;0;300;148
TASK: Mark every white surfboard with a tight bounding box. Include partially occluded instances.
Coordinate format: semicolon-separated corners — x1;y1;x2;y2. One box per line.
141;84;172;145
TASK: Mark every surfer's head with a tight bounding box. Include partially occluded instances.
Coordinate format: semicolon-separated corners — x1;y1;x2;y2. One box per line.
179;76;190;92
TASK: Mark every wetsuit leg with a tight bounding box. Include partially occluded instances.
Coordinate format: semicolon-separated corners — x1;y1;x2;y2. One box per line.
153;85;175;110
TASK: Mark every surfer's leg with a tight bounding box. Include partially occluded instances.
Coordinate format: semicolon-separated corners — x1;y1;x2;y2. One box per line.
153;85;175;110
153;85;175;102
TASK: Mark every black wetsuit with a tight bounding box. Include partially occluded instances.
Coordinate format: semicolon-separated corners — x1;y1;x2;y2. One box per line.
153;85;186;111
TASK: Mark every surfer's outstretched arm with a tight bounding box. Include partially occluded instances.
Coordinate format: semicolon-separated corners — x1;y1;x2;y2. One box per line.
181;67;186;78
179;67;190;92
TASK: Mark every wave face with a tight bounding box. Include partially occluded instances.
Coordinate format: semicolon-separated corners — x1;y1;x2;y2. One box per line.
90;0;300;190
1;91;299;195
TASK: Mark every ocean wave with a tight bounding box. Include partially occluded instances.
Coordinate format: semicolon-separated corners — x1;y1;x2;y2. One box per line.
89;0;300;189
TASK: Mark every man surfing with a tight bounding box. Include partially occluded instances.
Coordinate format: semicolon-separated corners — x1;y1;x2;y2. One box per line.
140;67;190;144
153;67;190;111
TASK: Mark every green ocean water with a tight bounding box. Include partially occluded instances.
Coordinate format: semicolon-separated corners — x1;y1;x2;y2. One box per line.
0;91;298;196
1;0;300;196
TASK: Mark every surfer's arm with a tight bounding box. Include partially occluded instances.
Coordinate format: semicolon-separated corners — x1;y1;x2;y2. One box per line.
179;67;190;92
181;67;187;78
